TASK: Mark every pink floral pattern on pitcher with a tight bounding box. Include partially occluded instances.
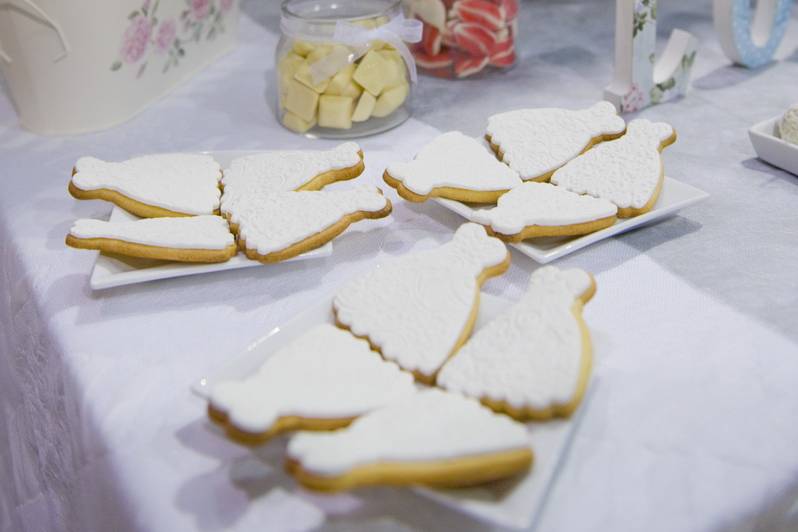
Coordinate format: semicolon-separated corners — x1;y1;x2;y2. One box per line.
155;19;177;54
121;16;153;64
111;0;236;77
189;0;211;21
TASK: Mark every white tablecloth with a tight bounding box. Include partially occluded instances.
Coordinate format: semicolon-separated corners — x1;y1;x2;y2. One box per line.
2;1;798;531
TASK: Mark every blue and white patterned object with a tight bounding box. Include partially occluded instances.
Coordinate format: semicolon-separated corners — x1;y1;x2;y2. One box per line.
722;0;794;68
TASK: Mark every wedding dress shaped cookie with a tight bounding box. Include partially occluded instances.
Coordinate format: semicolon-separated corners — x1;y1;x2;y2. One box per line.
208;324;416;444
66;215;236;263
69;154;222;218
485;101;626;181
286;389;532;492
232;185;392;262
437;266;596;420
471;182;618;241
383;131;522;203
220;143;364;222
333;223;509;383
551;119;676;217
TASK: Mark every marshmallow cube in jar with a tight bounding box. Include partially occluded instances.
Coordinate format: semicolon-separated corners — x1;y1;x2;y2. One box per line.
276;0;413;138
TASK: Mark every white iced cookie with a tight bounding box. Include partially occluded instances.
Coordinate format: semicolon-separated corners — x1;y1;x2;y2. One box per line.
383;131;522;203
471;182;618;241
232;185;392;262
220;143;364;221
65;215;236;263
486;101;627;181
69;154;222;218
286;389;532;492
333;223;509;383
208;324;417;443
551;119;676;217
779;104;798;145
438;266;595;420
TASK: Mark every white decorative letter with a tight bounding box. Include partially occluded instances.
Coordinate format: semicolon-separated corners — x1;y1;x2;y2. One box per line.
604;0;699;113
713;0;794;68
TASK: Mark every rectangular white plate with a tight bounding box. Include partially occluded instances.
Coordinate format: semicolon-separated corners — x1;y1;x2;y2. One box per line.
193;293;594;530
749;115;798;176
87;150;335;290
89;207;332;290
435;177;708;264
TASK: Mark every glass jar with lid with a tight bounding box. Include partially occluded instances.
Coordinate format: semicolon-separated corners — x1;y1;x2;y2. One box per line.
276;0;422;137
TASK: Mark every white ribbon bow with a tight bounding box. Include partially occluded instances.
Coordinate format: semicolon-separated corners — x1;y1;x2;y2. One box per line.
281;12;423;86
332;14;423;83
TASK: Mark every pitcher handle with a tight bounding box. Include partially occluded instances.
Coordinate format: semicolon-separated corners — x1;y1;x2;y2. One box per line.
0;0;70;63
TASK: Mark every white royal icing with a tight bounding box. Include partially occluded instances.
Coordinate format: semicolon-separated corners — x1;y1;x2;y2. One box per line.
550;119;674;210
69;215;234;250
72;154;222;215
287;389;529;476
486;101;626;180
779;104;798;145
438;266;592;411
385;131;522;195
333;223;508;377
209;324;417;434
471;182;618;235
220;143;362;219
234;185;389;256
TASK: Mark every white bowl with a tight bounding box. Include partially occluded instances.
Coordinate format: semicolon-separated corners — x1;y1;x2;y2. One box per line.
749;115;798;176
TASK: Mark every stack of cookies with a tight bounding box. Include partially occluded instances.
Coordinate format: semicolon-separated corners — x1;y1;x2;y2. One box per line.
68;101;658;493
384;101;677;242
207;223;597;492
65;143;391;264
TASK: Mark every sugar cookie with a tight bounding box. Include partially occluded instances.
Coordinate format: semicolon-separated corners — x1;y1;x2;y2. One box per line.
220;143;364;223
551;119;676;217
69;154;222;218
65;215;236;263
208;324;417;445
471;182;618;241
232;185;392;263
438;266;595;420
333;223;509;383
383;131;522;203
486;101;626;181
286;389;532;492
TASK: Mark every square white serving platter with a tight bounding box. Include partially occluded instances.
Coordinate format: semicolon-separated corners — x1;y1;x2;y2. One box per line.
88;149;336;290
193;292;594;530
435;177;708;264
749;115;798;176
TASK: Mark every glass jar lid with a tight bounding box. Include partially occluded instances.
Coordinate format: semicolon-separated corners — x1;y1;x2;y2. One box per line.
281;0;401;24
